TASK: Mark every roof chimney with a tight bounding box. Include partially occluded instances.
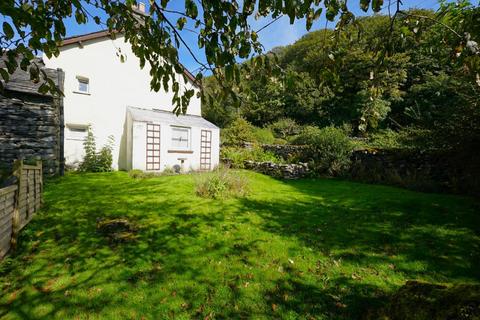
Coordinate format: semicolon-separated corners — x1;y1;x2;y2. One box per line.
134;2;146;13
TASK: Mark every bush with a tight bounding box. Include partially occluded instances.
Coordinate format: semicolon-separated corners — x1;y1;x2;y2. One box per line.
268;118;302;140
195;168;249;199
252;127;275;144
128;166;178;179
273;138;288;145
221;117;256;146
292;126;353;176
366;128;434;150
79;127;114;172
221;145;283;168
128;169;146;179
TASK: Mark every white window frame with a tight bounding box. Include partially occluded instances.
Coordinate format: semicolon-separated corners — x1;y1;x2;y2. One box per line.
170;126;191;150
74;75;90;94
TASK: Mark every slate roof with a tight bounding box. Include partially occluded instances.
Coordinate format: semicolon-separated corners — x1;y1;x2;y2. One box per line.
128;106;218;129
0;56;61;96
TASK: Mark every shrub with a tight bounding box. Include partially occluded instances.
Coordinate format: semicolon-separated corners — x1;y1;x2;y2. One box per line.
79;127;114;172
128;169;145;179
221;145;283;168
252;127;275;144
195;168;249;199
79;126;97;172
128;167;178;179
366;128;434;150
293;126;353;176
97;136;114;172
268;118;302;140
221;117;256;146
273;138;288;145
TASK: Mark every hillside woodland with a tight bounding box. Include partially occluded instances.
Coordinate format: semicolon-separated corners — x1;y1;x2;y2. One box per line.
203;4;480;193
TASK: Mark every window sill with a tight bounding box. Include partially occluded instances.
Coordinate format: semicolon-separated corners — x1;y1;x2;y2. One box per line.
168;150;193;154
73;91;91;95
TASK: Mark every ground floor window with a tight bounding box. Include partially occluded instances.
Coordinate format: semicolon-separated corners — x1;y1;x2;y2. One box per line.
146;124;160;170
66;124;88;141
171;126;190;150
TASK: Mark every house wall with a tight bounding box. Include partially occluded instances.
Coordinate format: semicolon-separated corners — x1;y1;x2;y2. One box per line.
131;120;220;171
43;35;201;170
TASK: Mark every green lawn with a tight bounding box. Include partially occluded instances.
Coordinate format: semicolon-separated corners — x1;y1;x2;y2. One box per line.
1;171;479;319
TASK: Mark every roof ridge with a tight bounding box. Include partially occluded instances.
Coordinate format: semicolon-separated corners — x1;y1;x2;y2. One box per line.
128;106;202;118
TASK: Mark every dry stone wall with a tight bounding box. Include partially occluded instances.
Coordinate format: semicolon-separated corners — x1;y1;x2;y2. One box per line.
0;93;62;175
244;160;309;179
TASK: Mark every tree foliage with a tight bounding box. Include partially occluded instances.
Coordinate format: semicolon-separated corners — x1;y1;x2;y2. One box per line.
203;2;479;150
1;0;477;115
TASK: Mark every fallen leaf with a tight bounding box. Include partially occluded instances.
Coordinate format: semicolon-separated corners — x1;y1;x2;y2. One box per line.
272;303;278;312
351;273;362;280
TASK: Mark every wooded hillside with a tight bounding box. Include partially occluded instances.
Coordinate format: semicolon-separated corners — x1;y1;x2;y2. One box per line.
204;4;479;152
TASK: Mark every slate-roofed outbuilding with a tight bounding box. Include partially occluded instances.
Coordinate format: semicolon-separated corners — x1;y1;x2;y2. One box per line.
0;56;65;176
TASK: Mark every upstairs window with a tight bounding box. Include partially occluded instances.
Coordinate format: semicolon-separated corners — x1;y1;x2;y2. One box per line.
76;76;89;94
171;127;190;150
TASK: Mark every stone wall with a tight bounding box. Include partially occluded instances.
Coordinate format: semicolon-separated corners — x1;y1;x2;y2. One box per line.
229;143;480;195
244;160;309;179
0;93;62;176
261;144;310;161
350;148;480;195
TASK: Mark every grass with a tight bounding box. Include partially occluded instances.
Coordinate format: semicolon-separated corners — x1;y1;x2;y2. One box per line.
0;171;479;319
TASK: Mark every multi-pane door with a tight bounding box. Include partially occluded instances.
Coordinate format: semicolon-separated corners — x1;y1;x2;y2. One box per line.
146;124;160;170
200;130;212;171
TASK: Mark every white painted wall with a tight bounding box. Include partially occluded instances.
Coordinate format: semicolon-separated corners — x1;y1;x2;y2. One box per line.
43;35;202;169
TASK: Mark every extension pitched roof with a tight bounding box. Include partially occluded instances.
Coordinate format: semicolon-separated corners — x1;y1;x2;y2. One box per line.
60;30;198;87
127;106;218;129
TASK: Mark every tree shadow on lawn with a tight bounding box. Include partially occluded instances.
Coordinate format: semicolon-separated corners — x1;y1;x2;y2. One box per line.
239;177;480;316
0;173;479;319
0;173;269;319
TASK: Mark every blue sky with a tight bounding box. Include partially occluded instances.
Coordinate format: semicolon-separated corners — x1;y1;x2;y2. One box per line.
3;0;477;74
59;0;452;74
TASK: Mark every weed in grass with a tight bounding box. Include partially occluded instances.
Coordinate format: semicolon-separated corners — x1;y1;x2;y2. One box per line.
195;168;249;199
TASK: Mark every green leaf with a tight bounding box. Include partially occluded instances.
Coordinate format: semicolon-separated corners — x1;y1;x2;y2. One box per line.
185;0;198;19
225;65;234;82
0;68;10;82
372;0;384;12
176;17;187;30
38;83;50;94
3;22;14;40
360;0;371;12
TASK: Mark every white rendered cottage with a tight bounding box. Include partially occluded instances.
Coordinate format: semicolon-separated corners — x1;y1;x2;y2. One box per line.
43;30;219;172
